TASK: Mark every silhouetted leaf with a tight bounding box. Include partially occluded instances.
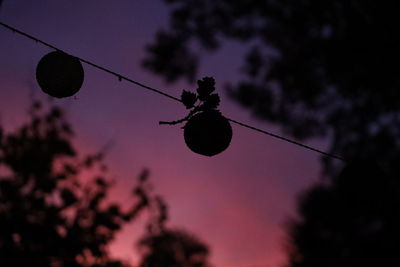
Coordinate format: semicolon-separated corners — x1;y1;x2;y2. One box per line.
203;94;220;110
196;77;215;100
181;90;197;109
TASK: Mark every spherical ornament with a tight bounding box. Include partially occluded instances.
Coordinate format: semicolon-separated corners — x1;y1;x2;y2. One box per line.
36;51;84;98
184;110;232;156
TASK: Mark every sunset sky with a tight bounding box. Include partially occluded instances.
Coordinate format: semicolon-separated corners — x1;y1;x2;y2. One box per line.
0;1;328;266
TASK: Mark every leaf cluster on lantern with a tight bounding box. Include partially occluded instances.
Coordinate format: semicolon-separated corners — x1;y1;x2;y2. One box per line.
160;77;232;156
36;51;84;98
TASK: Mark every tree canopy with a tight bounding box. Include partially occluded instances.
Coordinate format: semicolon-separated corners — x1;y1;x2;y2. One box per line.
144;0;400;175
145;2;400;266
286;160;400;267
0;102;211;267
0;102;148;266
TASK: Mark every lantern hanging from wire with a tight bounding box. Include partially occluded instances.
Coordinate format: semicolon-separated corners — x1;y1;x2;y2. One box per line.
160;77;232;156
36;50;84;98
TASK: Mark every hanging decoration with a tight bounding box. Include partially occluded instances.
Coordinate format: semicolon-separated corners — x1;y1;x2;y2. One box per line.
36;51;84;98
160;77;232;156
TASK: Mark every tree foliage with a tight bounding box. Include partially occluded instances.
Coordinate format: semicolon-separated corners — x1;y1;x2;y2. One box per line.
136;177;212;267
286;160;400;267
145;2;400;266
144;0;400;174
0;102;149;266
138;229;211;267
0;102;211;267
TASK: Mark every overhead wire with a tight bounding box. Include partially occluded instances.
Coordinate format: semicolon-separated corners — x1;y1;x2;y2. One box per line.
0;21;346;162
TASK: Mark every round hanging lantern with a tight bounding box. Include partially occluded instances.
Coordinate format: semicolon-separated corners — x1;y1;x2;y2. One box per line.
36;51;84;98
184;110;232;156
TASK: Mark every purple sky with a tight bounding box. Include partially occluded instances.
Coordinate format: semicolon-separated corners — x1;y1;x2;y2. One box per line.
0;1;327;266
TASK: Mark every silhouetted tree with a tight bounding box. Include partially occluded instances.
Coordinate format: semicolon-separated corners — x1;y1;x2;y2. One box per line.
144;0;400;175
0;101;212;267
286;160;400;267
136;187;211;267
0;102;150;267
145;3;400;266
138;229;211;267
